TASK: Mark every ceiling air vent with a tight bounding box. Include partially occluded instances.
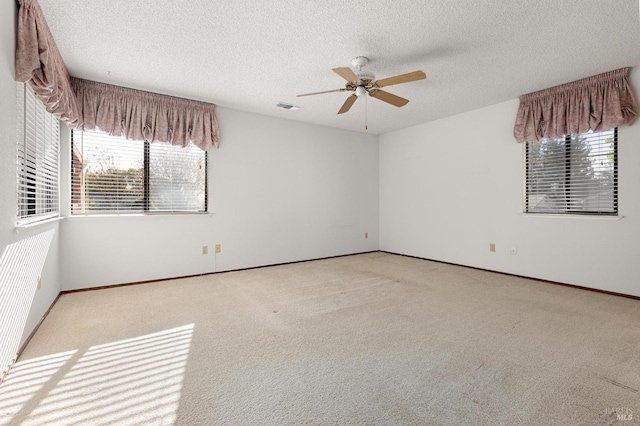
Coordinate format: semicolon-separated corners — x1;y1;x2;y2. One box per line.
276;102;299;111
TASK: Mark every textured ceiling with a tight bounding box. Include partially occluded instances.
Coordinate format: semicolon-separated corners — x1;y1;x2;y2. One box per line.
38;0;640;135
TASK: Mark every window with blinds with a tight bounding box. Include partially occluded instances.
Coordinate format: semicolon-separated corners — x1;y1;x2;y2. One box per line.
71;130;207;214
16;83;60;225
524;128;617;215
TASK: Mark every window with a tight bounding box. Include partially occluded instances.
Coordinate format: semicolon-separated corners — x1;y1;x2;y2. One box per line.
16;83;60;225
524;129;617;215
71;130;207;214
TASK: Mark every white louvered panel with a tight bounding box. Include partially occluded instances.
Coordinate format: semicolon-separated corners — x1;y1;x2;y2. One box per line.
524;129;617;215
149;143;206;213
16;83;60;224
71;130;206;214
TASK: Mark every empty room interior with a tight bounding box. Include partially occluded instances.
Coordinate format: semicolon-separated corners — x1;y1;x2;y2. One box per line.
1;0;640;424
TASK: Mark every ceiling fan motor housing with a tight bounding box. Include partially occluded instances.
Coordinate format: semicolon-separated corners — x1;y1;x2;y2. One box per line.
356;72;375;82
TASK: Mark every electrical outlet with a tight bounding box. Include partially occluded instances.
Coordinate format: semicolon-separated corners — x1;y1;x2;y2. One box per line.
365;232;368;239
215;244;221;253
489;243;496;252
36;276;42;290
202;246;208;255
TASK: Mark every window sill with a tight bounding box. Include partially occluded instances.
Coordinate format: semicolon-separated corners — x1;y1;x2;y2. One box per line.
65;212;214;221
519;213;623;221
15;216;63;234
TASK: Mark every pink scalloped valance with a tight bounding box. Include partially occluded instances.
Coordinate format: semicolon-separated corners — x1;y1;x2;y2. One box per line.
514;68;637;143
15;0;220;151
71;78;220;150
15;0;79;125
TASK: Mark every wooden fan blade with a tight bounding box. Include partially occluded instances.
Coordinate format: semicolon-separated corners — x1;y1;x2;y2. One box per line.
297;88;345;97
369;89;409;107
332;67;359;83
375;71;426;88
338;94;358;114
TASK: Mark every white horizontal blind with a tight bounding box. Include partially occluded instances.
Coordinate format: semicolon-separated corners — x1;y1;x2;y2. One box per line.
71;131;144;213
525;129;617;215
16;83;60;224
71;130;206;214
149;143;207;212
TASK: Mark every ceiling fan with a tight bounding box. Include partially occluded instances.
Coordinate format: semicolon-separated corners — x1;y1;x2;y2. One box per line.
297;56;426;114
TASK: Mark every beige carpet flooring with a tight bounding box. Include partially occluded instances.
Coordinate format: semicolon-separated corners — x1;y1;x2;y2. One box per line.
0;252;639;425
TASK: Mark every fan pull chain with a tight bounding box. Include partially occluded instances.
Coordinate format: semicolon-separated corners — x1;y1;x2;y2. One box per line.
365;93;368;131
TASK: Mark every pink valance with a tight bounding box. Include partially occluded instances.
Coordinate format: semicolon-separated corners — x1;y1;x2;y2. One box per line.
71;78;220;150
513;68;637;143
15;0;79;125
15;0;220;151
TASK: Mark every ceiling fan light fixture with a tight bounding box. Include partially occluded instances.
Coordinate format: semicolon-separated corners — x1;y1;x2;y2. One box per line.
355;86;366;97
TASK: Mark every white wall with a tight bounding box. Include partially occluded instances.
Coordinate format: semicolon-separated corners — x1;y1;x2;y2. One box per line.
61;108;379;290
0;0;62;372
380;67;640;297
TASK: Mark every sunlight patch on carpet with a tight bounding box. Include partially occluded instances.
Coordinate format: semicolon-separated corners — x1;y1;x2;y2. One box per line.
0;324;193;425
0;351;76;425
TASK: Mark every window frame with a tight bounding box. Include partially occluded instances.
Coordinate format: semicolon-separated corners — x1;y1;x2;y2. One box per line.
70;130;208;216
523;128;618;216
